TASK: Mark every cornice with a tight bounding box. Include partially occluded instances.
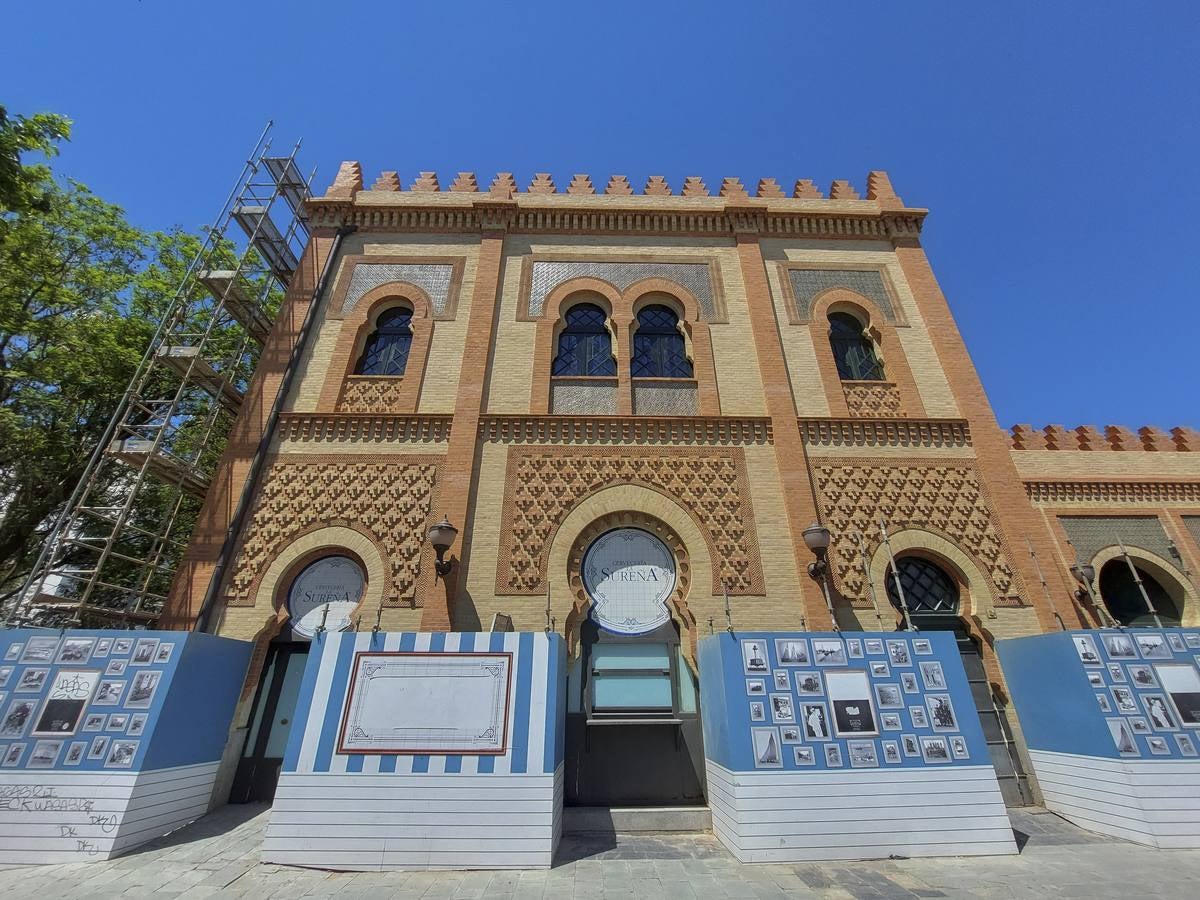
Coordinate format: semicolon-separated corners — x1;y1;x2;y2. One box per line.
799;417;972;449
478;415;773;445
277;413;452;444
1024;479;1200;505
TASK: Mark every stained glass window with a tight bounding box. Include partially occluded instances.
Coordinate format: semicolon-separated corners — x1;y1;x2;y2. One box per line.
631;305;693;378
828;311;884;381
552;304;616;376
355;307;413;376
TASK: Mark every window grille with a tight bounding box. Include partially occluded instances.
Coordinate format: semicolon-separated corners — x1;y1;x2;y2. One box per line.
355;308;413;376
829;311;884;381
631;305;693;379
552;304;616;376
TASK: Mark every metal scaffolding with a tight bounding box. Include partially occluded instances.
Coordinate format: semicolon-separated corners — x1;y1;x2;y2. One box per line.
3;123;313;629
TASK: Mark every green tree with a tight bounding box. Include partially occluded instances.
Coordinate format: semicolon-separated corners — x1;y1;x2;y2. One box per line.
0;106;71;222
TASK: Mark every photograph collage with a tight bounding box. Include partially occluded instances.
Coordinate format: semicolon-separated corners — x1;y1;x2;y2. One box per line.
0;633;177;771
740;634;973;770
1072;630;1200;759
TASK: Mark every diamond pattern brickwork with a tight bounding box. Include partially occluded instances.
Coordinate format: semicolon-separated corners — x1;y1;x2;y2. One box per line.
788;269;896;322
842;381;904;417
1059;516;1174;567
497;448;764;597
336;377;407;413
529;261;717;320
813;460;1021;605
227;458;438;607
342;264;455;316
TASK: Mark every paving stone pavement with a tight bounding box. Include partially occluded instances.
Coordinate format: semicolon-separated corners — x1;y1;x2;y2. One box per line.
0;804;1197;898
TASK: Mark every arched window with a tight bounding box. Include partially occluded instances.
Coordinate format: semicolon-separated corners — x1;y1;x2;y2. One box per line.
355;307;413;376
885;557;960;616
1098;560;1182;627
631;305;693;378
828;311;884;381
552;303;616;376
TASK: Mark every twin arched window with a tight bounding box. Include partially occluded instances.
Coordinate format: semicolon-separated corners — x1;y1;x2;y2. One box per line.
828;311;884;381
552;302;695;379
632;306;693;379
552;304;616;376
355;307;413;376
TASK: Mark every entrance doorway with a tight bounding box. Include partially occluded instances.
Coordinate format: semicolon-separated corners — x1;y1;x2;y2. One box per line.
230;642;309;803
886;555;1033;807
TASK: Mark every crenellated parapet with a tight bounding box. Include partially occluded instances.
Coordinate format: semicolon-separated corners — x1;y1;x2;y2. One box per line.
1010;424;1200;452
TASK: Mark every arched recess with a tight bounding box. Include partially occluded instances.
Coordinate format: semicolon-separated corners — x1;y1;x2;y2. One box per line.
809;288;925;418
316;283;436;413
532;279;625;414
1088;545;1197;627
543;484;715;667
868;527;994;630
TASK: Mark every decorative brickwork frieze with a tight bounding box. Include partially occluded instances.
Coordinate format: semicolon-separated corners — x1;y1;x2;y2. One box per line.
799;418;971;449
1024;480;1200;505
336;377;408;413
277;413;452;444
812;460;1023;607
227;456;440;609
842;381;904;418
477;415;771;446
496;447;764;597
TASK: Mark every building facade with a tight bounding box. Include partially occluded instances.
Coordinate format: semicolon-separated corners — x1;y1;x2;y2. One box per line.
160;165;1200;806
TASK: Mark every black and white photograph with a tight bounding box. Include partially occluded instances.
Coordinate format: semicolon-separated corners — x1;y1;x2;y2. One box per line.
1129;717;1151;735
127;714;148;737
1107;663;1125;683
1128;665;1157;688
19;636;60;664
920;736;952;764
112;639;133;655
15;668;47;692
749;701;765;722
1096;693;1111;713
28;739;62;768
826;670;878;737
87;735;110;760
848;739;879;768
874;683;903;709
1143;693;1180;731
1087;671;1103;687
801;702;831;740
154;643;175;664
864;639;884;655
32;669;101;736
1153;664;1200;726
0;667;10;689
131;638;159;666
824;743;843;767
793;746;816;766
1185;634;1200;650
919;661;946;689
4;644;21;661
882;740;901;763
55;637;96;666
93;679;126;706
1175;734;1197;756
901;672;919;693
1073;634;1102;665
82;713;105;732
880;713;902;731
772;670;790;691
886;640;911;666
950;736;969;759
902;734;920;757
1106;717;1139;756
1;699;36;738
1167;633;1186;653
746;678;766;696
870;661;890;678
65;741;86;765
774;638;809;666
125;670;161;709
1101;633;1137;660
927;694;959;732
106;713;129;731
794;671;823;695
812;639;847;666
910;706;930;728
912;639;933;656
750;727;782;768
846;639;863;659
780;725;802;744
1110;686;1139;715
93;639;112;658
1146;736;1171;756
1133;633;1171;660
741;640;769;674
105;659;127;676
105;740;138;769
2;743;25;766
770;693;795;724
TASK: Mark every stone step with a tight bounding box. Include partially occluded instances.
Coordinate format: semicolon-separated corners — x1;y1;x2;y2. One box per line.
563;806;712;834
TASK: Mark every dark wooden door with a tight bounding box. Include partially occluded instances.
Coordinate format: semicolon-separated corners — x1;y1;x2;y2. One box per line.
230;643;309;803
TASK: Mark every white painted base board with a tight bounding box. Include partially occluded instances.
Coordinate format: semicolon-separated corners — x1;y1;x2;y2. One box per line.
1028;750;1200;849
262;766;564;871
0;762;219;864
705;760;1016;863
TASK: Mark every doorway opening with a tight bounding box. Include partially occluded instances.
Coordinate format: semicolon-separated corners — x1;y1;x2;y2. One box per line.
229;640;309;803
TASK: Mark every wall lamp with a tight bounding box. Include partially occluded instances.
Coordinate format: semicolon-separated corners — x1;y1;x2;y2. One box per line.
427;516;459;581
803;523;839;632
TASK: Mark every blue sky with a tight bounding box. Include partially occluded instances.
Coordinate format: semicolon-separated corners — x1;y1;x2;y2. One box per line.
7;2;1198;429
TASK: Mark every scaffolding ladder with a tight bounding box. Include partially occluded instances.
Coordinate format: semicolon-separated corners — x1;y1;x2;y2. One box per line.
3;123;313;629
